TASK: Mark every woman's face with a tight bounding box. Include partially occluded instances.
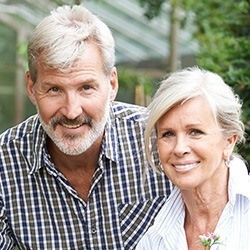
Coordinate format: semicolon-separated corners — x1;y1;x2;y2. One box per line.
156;96;236;190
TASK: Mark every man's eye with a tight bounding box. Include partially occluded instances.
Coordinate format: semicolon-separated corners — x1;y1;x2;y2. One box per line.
49;87;59;92
82;85;92;91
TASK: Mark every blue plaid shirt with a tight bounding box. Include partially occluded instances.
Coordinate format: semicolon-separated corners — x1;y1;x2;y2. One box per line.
0;101;172;249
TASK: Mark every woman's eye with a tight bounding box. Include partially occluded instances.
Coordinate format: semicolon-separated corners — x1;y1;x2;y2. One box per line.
162;131;175;138
190;129;203;136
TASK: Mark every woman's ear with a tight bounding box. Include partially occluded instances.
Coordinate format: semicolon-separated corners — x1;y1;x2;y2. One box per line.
223;134;238;159
109;67;118;101
26;71;36;104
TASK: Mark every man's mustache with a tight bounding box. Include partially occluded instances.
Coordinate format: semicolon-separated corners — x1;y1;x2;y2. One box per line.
51;115;93;129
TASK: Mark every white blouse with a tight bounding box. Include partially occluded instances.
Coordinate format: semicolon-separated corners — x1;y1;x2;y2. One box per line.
136;157;250;250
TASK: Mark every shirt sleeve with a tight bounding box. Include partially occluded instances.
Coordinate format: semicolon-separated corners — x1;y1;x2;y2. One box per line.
0;195;15;249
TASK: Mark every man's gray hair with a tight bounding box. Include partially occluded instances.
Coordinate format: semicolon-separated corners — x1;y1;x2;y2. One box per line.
27;5;115;82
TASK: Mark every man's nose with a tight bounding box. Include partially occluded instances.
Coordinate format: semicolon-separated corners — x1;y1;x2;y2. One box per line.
61;94;82;120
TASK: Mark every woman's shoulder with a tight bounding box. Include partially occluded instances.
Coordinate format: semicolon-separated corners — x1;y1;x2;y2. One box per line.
228;156;250;206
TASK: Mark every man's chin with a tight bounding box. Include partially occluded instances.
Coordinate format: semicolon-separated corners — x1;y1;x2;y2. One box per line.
54;139;89;155
60;149;85;156
56;145;87;156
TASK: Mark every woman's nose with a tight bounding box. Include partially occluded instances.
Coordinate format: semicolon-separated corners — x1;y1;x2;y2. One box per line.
173;135;191;157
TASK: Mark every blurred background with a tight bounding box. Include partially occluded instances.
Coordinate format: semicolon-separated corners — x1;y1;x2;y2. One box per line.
0;0;249;166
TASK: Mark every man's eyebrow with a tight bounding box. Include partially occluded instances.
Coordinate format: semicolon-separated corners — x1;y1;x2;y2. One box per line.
42;81;53;85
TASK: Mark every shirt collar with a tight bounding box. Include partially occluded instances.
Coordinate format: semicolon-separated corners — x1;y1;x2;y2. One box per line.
100;103;119;163
153;187;185;236
28;116;47;175
228;156;250;203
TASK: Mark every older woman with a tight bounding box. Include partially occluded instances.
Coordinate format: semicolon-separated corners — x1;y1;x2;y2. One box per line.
137;67;249;249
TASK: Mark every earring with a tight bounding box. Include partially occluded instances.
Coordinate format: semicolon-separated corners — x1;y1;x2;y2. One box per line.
225;157;231;167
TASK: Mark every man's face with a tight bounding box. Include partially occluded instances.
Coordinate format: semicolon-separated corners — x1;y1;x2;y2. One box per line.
26;43;118;155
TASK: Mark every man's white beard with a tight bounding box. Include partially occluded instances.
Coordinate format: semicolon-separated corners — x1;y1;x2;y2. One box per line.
37;95;110;155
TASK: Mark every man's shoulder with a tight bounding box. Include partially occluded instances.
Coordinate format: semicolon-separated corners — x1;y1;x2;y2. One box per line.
0;114;39;146
111;101;147;122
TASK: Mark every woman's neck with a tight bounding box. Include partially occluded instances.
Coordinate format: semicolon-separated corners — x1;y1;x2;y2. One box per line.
182;166;229;249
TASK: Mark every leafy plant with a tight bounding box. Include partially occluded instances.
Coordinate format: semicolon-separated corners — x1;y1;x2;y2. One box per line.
117;67;155;105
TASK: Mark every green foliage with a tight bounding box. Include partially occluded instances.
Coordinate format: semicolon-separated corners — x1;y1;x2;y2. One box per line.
118;67;155;95
138;0;166;19
17;42;28;70
49;0;82;5
116;67;155;104
0;22;16;132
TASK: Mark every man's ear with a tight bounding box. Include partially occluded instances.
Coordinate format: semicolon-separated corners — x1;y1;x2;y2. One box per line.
26;71;36;104
223;134;238;159
109;67;118;101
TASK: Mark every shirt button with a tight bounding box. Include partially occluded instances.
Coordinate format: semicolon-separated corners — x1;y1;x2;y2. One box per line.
92;228;97;234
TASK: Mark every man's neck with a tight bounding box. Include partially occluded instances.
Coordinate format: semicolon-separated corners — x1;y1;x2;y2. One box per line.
46;136;103;201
